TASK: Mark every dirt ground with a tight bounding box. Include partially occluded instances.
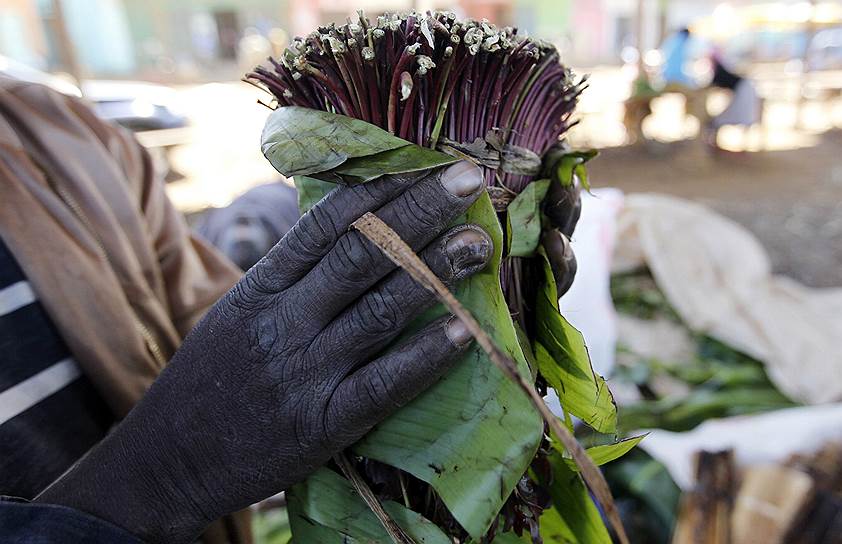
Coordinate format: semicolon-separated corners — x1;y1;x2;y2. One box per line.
588;129;842;287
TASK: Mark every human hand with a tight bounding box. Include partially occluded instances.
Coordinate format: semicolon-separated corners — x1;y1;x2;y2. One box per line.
37;162;491;543
543;176;582;296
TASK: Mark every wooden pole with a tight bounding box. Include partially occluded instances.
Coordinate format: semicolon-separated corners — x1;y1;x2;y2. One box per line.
46;0;83;82
637;0;646;69
796;0;818;128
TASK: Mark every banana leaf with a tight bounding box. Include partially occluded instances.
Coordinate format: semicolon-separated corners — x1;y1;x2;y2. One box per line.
506;179;551;257
535;251;617;434
261;106;628;542
287;467;450;543
354;192;543;538
536;451;612;544
261;106;405;177
265;106;542;540
562;435;647;471
262;106;457;184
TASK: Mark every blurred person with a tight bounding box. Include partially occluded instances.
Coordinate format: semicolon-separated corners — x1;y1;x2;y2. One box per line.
625;27;708;143
196;181;299;271
661;27;696;88
704;51;762;150
0;74;246;542
0;75;582;542
660;27;708;129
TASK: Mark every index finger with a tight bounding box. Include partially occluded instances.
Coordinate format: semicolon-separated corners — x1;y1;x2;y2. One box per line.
249;170;428;291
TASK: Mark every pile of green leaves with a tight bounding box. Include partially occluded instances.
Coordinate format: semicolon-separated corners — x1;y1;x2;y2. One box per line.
601;270;799;543
610;270;797;434
261;107;639;543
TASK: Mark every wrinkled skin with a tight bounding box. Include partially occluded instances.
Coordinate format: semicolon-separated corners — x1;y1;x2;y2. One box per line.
37;162;493;543
36;161;584;544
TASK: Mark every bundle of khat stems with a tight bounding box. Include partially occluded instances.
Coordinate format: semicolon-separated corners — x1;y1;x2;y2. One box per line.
248;11;639;544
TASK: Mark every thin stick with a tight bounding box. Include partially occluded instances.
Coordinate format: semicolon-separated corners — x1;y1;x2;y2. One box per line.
333;452;417;544
352;212;630;544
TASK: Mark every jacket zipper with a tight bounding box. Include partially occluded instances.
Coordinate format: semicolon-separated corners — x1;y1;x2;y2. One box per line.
51;182;169;370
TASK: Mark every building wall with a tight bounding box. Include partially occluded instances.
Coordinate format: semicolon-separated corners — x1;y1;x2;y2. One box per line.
121;0;289;78
63;0;135;74
0;0;47;67
513;0;572;47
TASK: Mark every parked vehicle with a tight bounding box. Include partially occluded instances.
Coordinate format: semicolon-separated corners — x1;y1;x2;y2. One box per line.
1;55;190;180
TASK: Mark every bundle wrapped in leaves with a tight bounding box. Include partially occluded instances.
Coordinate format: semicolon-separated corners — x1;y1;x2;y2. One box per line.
248;11;637;544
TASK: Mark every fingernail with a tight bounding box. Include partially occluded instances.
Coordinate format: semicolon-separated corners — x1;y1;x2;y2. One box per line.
440;161;483;196
445;228;491;270
560;233;573;259
445;317;472;346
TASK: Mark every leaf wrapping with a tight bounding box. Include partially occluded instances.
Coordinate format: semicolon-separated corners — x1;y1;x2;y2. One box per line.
261;105;633;543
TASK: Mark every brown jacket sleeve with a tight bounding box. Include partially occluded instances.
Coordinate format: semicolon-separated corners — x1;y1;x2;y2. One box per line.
1;81;252;543
62;95;242;337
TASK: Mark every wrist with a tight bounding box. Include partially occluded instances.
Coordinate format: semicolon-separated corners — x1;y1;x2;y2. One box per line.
36;402;214;543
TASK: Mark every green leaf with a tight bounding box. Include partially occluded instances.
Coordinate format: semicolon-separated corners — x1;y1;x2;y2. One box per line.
274;109;543;541
562;435;646;470
316;145;458;185
295;175;335;213
535;251;617;434
515;322;538;381
489;531;532;543
537;451;612;544
602;450;681;539
354;192;543;540
261;106;409;178
506;179;550;257
287;468;450;543
548;149;597;191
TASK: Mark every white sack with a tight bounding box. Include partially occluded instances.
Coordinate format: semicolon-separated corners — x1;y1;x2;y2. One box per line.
640;404;842;490
613;193;842;404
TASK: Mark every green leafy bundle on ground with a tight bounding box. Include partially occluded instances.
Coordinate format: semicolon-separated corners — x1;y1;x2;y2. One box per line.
611;270;797;433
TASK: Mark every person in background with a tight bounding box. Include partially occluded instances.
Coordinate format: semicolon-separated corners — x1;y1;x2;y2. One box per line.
661;27;696;89
196;181;299;271
660;27;710;129
625;27;704;143
705;51;762;150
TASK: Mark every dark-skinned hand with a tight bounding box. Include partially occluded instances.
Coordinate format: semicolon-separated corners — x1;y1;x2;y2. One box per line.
543;174;582;296
36;161;491;544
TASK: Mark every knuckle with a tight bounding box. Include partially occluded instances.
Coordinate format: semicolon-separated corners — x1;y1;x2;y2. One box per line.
295;205;337;253
249;264;282;294
357;179;391;203
397;188;445;236
331;234;381;285
357;289;402;335
361;366;400;412
226;275;268;314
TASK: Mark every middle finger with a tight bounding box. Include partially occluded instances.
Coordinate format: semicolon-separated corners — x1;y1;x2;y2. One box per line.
288;161;484;333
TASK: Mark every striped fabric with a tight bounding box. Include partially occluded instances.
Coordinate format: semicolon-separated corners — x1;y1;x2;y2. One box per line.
0;237;113;498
